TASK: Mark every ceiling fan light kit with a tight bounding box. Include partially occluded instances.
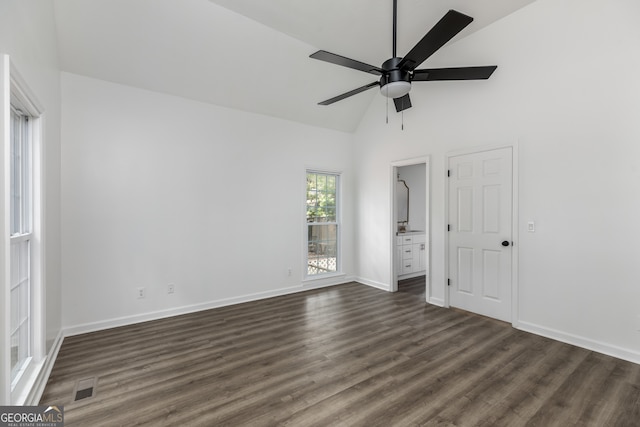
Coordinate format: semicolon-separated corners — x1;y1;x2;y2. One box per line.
382;81;411;98
310;0;497;117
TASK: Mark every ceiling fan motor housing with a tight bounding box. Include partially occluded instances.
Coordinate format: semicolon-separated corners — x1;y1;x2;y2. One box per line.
380;57;411;98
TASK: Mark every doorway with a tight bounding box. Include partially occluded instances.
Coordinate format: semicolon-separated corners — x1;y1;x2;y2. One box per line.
446;146;517;323
390;157;429;298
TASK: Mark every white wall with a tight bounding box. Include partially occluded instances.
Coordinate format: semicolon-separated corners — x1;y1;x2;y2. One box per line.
354;0;640;362
0;0;62;403
61;73;355;331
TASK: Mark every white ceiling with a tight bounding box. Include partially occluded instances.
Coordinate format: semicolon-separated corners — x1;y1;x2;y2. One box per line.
54;0;536;132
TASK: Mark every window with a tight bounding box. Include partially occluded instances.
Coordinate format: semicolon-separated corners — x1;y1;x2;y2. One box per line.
5;66;44;404
306;171;340;277
9;105;33;389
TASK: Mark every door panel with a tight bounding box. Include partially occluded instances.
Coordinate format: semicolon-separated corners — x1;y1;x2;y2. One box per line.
449;147;513;322
457;247;474;294
483;185;501;233
482;249;501;300
458;187;473;232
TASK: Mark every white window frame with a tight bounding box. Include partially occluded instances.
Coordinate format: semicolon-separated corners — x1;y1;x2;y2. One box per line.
1;56;45;405
304;170;342;280
9;106;33;390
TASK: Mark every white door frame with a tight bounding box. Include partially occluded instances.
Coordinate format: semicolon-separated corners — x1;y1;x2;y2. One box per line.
390;156;430;299
444;143;519;327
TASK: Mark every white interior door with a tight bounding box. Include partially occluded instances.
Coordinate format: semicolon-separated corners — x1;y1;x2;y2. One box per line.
448;147;513;322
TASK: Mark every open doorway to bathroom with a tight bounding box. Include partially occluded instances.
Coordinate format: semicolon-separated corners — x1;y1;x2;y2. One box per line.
391;157;429;299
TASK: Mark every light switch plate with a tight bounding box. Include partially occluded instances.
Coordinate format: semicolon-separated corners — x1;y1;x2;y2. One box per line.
527;221;535;232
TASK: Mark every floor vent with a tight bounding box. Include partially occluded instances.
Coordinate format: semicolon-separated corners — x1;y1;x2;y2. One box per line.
72;377;97;402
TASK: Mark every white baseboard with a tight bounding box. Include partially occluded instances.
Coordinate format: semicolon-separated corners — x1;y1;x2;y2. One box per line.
517;321;640;365
64;277;355;337
24;330;64;405
427;296;445;307
354;277;391;292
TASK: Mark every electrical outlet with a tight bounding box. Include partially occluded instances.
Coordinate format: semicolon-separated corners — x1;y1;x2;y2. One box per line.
287;268;292;277
137;287;146;299
168;283;175;294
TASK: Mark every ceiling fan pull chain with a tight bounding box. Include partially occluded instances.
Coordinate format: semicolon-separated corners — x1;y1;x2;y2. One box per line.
386;88;389;124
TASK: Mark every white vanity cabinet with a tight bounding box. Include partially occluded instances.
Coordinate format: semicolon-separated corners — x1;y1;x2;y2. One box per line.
396;233;426;278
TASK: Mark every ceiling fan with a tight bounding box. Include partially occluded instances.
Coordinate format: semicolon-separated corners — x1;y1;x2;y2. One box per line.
310;0;497;112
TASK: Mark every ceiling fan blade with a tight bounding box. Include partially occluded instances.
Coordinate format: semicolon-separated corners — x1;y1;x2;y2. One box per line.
310;50;384;76
412;66;497;81
398;10;473;71
393;94;412;112
318;81;380;106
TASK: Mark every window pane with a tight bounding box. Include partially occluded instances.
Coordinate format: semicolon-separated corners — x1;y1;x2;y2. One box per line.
10;109;20;235
326;175;335;192
9;239;30;382
307;224;337;275
10;109;31;236
22;119;32;233
18;323;29;362
10;242;19;289
324;207;336;222
20;269;29;323
306;173;316;192
10;331;19;373
10;286;19;334
307;189;317;206
326;192;336;207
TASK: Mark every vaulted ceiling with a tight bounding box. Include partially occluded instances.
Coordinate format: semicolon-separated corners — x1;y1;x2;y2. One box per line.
54;0;536;132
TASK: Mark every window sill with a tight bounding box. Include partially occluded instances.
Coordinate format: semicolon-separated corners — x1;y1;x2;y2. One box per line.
302;272;346;284
11;357;44;405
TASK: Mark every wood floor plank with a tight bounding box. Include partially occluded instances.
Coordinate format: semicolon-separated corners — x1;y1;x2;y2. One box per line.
436;336;560;426
40;280;640;426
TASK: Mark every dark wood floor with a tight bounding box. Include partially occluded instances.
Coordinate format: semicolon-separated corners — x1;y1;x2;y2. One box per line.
41;280;640;426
